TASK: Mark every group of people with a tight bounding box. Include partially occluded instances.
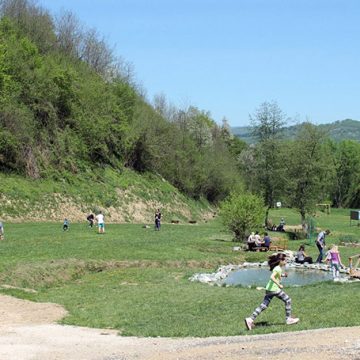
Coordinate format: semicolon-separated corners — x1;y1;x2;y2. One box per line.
293;229;344;278
63;209;162;233
62;212;105;233
294;230;329;265
268;217;286;232
87;212;105;233
247;231;271;251
314;228;344;278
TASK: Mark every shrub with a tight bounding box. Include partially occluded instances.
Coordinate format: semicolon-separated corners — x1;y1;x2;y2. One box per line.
220;192;264;241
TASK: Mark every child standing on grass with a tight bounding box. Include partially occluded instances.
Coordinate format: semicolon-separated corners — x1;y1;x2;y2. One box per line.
63;218;69;231
0;221;4;240
245;253;299;330
95;211;105;234
154;209;161;231
326;245;344;279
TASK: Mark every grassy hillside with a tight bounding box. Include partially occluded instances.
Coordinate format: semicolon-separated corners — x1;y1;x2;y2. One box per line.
0;168;214;224
232;119;360;143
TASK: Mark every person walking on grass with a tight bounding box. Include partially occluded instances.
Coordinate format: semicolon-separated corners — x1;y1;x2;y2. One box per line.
63;218;69;231
154;209;161;231
326;244;344;279
245;253;299;330
95;211;105;234
87;213;95;228
316;229;330;263
0;221;4;240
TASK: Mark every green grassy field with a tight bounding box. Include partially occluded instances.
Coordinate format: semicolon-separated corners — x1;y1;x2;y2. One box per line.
0;208;359;337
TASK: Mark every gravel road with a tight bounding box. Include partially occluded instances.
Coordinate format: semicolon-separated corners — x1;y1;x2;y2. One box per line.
0;295;359;360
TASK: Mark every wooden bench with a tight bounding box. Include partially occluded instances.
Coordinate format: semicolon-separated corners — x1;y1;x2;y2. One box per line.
269;245;285;251
269;237;288;251
255;247;269;252
256;245;285;252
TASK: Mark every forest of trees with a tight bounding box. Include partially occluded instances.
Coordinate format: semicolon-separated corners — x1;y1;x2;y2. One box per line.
0;0;360;214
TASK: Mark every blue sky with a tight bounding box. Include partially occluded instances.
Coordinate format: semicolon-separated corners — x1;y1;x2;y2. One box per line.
38;0;360;127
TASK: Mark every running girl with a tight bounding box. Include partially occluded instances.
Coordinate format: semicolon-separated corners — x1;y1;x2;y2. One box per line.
245;253;299;330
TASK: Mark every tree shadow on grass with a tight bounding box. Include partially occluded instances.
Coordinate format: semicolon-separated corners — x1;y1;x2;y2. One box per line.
254;321;284;327
211;238;228;242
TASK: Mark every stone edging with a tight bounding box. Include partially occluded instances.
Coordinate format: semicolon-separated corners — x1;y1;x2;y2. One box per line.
189;251;360;286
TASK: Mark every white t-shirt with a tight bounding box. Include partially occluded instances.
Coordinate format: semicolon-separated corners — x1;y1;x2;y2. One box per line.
96;214;104;224
254;234;262;246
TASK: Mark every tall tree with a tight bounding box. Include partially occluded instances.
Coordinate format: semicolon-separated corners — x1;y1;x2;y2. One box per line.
284;122;329;225
249;101;287;226
54;9;83;58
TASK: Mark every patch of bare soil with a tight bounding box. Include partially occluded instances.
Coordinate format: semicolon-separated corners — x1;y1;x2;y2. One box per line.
0;295;359;360
0;295;67;326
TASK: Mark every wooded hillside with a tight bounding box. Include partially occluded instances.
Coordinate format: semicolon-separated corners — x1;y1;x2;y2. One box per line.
0;0;242;203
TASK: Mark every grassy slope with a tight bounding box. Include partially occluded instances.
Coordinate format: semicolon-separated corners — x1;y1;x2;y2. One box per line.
0;208;359;337
0;168;213;223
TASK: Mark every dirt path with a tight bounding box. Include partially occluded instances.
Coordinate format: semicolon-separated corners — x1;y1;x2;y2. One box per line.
0;295;359;360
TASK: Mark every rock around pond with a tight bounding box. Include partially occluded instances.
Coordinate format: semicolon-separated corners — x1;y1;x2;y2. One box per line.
189;260;357;287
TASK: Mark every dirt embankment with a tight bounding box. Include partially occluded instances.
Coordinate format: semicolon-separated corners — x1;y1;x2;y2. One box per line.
0;295;359;360
0;192;214;224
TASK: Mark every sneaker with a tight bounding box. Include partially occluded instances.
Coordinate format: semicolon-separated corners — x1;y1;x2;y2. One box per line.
286;317;299;325
245;317;255;330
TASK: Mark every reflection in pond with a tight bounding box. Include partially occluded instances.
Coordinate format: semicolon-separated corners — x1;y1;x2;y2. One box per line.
223;267;342;287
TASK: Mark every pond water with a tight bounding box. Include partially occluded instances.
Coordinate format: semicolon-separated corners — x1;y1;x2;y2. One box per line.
223;267;341;287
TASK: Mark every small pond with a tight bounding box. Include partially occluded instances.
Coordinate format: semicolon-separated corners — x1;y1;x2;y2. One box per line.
223;267;343;287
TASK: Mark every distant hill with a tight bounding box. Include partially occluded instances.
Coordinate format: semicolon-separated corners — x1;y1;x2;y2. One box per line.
231;119;360;144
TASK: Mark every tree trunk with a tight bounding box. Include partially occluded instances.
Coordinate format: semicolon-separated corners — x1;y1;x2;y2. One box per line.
265;206;271;228
300;209;306;230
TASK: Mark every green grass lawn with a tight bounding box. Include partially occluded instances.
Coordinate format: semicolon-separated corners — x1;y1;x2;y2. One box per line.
0;210;359;337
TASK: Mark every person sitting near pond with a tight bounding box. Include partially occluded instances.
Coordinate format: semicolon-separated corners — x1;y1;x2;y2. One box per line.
247;232;257;251
253;231;263;248
263;232;271;250
276;218;286;232
295;245;313;264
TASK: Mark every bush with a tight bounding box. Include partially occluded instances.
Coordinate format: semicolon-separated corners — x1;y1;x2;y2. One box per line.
220;192;264;241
